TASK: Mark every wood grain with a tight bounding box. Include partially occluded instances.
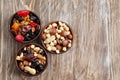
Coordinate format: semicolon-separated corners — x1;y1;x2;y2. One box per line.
0;0;119;80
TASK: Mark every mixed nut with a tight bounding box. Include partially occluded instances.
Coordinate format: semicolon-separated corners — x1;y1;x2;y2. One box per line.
41;21;73;54
10;10;40;42
16;44;47;75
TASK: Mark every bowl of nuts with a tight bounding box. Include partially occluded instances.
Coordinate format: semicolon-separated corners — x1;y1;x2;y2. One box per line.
16;43;48;76
41;21;73;54
9;10;41;43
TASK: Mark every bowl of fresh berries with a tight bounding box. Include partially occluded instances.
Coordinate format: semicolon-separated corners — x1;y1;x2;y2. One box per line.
9;10;41;43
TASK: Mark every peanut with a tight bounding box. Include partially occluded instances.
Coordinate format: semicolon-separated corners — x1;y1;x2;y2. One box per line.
24;66;36;75
44;36;55;43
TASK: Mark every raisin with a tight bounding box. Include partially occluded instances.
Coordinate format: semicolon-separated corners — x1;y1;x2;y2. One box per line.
36;64;44;72
14;14;23;22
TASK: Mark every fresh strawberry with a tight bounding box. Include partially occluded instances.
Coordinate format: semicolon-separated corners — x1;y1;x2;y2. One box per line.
15;34;24;42
17;10;29;17
30;22;38;27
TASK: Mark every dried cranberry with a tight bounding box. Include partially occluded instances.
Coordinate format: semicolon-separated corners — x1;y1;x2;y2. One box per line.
17;10;29;17
15;34;24;42
30;22;38;27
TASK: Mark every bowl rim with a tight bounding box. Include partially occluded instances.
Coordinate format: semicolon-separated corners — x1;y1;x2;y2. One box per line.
40;21;74;54
15;43;48;76
9;10;41;43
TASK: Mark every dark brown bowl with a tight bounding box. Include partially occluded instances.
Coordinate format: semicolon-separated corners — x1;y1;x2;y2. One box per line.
9;10;41;43
15;43;48;76
40;21;73;54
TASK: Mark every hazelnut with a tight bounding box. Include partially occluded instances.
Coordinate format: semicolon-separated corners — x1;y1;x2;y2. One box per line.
23;60;29;66
68;34;73;39
19;62;24;70
62;40;69;46
50;27;57;35
56;45;62;50
42;33;47;40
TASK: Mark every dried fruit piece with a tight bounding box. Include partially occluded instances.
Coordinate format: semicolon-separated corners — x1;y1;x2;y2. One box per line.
23;60;29;66
30;22;38;27
17;10;29;17
15;34;24;42
12;22;19;31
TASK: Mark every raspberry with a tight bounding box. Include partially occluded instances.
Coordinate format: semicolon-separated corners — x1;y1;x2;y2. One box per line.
30;22;38;27
15;34;24;42
17;10;29;17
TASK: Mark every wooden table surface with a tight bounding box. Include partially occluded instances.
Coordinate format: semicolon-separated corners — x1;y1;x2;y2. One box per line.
0;0;120;80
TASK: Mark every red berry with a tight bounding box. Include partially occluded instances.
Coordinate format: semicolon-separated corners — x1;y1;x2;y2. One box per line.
17;10;29;17
30;22;38;27
15;35;24;42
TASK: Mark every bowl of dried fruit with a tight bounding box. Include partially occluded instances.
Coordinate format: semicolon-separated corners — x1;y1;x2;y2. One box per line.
41;21;73;54
16;43;48;76
9;10;41;43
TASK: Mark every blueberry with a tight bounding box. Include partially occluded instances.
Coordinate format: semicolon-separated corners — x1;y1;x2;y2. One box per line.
28;30;35;39
40;51;46;56
24;34;32;41
30;16;37;21
31;59;40;68
36;64;44;72
14;14;23;22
